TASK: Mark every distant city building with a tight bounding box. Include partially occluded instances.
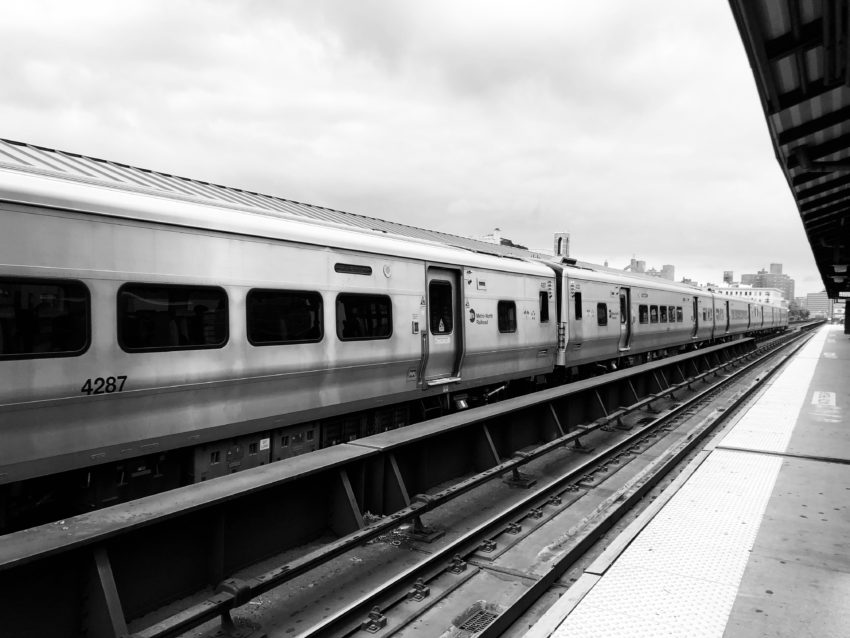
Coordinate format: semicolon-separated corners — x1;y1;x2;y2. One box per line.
715;284;785;307
806;291;833;318
740;265;795;303
553;232;570;258
723;271;734;284
628;258;673;281
478;227;528;250
681;277;699;286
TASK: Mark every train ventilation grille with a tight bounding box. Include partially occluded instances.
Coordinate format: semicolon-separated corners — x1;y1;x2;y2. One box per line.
459;610;497;632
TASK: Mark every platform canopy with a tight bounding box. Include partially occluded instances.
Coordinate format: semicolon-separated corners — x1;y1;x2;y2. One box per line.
730;0;850;298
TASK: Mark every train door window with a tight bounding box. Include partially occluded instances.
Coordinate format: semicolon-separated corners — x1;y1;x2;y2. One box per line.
247;289;323;345
620;295;627;324
428;281;453;334
574;292;582;320
596;303;608;326
650;305;658;323
638;304;648;323
118;284;228;352
660;306;668;322
336;294;392;340
0;277;90;359
498;300;517;333
539;291;550;322
676;307;683;322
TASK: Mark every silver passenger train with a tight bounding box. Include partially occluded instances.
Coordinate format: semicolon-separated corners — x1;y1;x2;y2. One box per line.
0;140;787;529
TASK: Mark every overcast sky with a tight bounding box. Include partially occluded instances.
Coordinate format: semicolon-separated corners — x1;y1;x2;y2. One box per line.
0;0;825;296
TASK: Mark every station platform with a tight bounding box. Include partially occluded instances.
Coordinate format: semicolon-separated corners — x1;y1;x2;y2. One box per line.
526;324;850;638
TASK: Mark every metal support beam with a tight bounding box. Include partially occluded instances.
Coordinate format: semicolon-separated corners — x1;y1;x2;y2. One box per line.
84;548;128;638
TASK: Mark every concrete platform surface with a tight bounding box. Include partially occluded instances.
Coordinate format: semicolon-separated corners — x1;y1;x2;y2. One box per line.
526;325;850;637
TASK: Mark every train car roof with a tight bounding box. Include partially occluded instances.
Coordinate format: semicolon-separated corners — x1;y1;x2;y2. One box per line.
556;261;708;295
0;139;552;277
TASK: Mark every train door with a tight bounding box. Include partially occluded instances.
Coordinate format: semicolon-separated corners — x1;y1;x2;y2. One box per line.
691;298;699;338
618;288;631;351
423;267;462;384
725;300;730;333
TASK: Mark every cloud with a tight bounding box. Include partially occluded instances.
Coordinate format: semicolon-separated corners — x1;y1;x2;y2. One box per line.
0;0;824;295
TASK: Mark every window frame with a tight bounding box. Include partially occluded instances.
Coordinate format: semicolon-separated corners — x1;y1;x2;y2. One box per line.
497;300;517;333
246;288;324;346
117;282;229;353
539;291;550;323
596;302;608;326
0;276;91;361
336;293;393;341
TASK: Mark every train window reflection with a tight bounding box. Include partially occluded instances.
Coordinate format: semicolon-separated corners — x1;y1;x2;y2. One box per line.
429;281;453;334
596;303;607;326
247;289;323;345
337;294;392;340
498;300;517;333
676;307;683;322
0;277;89;359
650;305;658;323
638;304;648;323
660;306;668;322
118;284;228;352
539;291;550;323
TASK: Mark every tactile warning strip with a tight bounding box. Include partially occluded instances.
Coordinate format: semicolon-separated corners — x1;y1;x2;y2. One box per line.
552;449;782;638
718;327;828;454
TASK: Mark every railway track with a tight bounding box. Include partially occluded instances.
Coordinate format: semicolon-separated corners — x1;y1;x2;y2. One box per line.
295;330;812;638
0;327;819;638
173;329;813;638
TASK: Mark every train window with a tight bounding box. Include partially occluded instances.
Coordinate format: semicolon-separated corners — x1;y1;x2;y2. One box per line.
498;301;517;333
247;289;323;345
668;306;675;322
539;291;550;322
596;303;607;326
337;294;392;340
118;284;228;352
676;307;683;322
429;281;453;334
0;277;90;360
574;292;582;320
650;306;658;323
639;305;648;324
660;306;668;322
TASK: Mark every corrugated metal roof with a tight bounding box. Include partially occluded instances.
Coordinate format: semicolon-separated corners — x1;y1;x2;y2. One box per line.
0;138;551;262
729;0;850;298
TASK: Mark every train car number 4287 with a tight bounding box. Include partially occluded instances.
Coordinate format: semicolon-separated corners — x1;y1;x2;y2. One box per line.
81;376;128;395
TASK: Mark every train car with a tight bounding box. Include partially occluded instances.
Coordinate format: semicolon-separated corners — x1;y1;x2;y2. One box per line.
0;139;789;529
553;266;701;369
0;148;556;527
